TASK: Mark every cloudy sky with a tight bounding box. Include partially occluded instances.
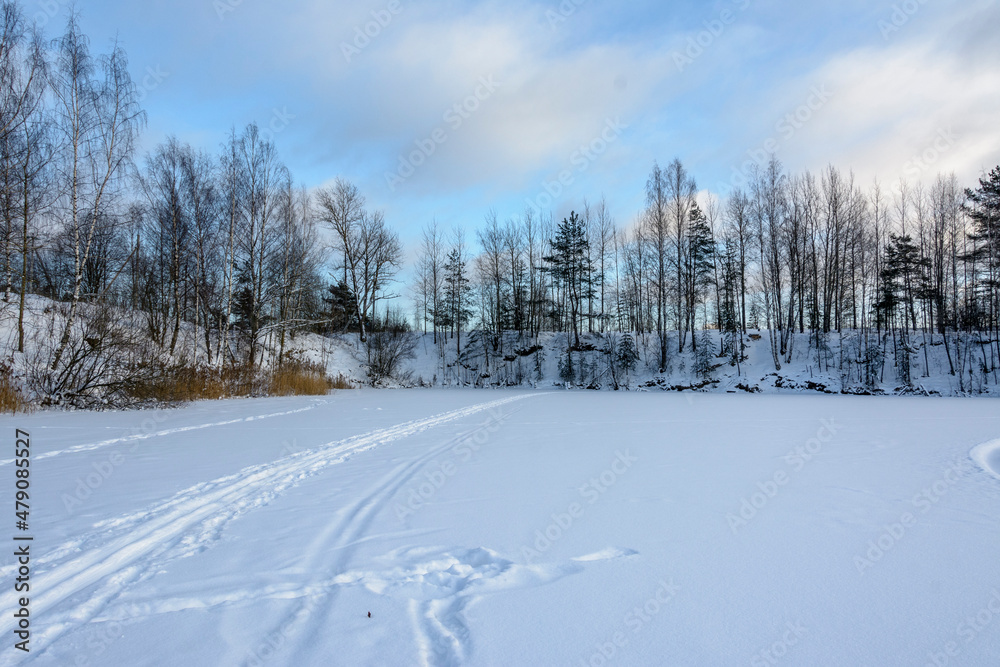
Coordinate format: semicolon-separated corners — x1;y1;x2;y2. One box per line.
57;0;1000;243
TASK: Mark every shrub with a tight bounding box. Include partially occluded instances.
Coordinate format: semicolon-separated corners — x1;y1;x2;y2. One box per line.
365;314;417;384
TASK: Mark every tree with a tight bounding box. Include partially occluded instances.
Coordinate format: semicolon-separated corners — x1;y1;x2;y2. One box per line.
875;234;929;385
0;7;49;353
750;157;789;369
228;123;286;367
180;144;221;365
417;221;444;342
323;280;356;333
477;210;509;345
543;211;593;348
317;179;401;342
273;180;324;364
964;167;999;354
139;137;189;354
718;234;744;374
666;159;697;352
684;203;715;349
644;161;670;370
441;235;473;361
49;16;145;372
724;189;752;334
616;332;639;385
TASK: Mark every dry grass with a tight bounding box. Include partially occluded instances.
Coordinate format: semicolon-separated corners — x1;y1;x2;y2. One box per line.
329;373;354;390
0;372;31;414
129;361;348;403
269;362;337;396
129;364;259;403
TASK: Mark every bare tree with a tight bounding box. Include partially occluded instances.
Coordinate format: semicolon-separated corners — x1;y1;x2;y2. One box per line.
0;8;49;352
418;220;444;342
317;179;401;342
49;15;144;371
644;162;670;371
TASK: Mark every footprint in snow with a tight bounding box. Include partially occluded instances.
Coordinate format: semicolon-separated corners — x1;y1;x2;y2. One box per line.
331;545;638;666
97;545;637;667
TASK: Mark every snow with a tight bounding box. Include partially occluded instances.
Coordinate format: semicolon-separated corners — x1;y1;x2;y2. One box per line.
2;390;1000;666
971;439;1000;482
4;294;995;399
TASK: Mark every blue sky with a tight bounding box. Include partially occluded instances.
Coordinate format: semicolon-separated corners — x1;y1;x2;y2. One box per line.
52;0;1000;248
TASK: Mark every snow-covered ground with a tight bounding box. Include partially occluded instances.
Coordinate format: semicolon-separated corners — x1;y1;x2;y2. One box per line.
4;293;996;400
2;390;1000;666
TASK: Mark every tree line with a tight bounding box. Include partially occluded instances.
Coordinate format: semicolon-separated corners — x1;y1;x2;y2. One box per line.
2;0;998;401
0;4;403;403
412;158;1000;391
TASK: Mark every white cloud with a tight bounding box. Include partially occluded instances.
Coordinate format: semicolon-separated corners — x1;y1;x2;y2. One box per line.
721;0;1000;190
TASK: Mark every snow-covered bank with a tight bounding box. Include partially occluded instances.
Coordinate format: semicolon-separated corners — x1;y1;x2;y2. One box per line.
5;294;998;408
325;328;998;398
2;390;999;665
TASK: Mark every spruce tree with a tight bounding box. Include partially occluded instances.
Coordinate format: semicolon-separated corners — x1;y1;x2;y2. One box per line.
543;211;594;348
616;333;639;386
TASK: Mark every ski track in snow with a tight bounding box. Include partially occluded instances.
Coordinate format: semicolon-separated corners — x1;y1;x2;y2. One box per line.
232;392;633;667
0;401;328;467
971;438;1000;481
0;394;536;664
248;403;538;666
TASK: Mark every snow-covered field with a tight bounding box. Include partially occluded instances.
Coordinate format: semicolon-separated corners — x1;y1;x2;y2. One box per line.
2;390;1000;666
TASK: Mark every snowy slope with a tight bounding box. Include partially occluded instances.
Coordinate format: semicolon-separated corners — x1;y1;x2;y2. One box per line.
3;294;995;400
2;390;1000;666
359;329;998;397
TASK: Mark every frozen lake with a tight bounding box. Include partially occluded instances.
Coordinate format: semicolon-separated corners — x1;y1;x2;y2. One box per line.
2;390;1000;666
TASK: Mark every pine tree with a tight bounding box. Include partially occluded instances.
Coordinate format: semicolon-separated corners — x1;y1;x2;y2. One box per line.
442;247;473;359
616;333;639;386
719;239;743;374
543;211;594;348
323;281;356;333
693;330;714;380
963;166;1000;335
875;234;929;386
685;204;715;350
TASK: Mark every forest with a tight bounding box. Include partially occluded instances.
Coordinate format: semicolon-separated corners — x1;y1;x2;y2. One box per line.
1;1;999;406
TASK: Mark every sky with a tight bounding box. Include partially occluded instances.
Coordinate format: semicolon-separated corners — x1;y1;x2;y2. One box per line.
43;0;1000;249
